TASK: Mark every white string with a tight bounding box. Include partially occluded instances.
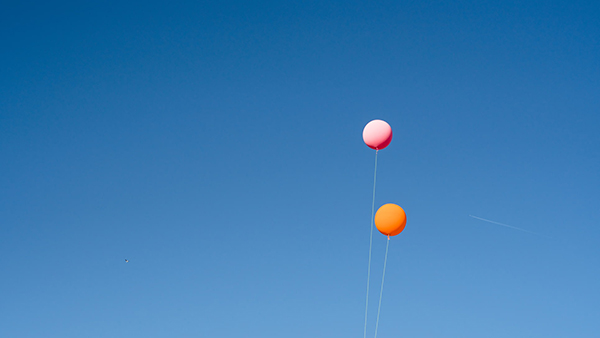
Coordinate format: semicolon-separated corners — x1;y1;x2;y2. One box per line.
373;237;390;338
363;150;378;338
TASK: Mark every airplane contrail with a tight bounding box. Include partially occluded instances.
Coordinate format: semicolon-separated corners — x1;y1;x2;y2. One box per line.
469;215;539;235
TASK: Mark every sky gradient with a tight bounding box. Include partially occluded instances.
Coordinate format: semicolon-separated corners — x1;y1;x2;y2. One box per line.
2;1;599;337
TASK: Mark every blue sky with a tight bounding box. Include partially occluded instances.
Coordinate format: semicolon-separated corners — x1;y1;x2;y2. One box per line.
1;1;599;337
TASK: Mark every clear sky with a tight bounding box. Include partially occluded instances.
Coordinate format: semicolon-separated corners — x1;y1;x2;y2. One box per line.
1;1;599;337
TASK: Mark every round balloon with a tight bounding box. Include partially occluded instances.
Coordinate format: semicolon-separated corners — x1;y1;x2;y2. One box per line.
375;203;406;236
363;119;392;150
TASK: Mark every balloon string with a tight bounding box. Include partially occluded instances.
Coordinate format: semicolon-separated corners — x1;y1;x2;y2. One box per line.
364;150;378;338
373;237;390;338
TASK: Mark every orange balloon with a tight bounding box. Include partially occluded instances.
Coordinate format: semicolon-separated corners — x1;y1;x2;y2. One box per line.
375;203;406;237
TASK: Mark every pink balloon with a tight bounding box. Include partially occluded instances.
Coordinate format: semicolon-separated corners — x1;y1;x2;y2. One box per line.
362;119;392;150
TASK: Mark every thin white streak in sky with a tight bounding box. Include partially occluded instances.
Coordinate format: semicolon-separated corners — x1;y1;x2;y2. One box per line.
469;215;539;235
